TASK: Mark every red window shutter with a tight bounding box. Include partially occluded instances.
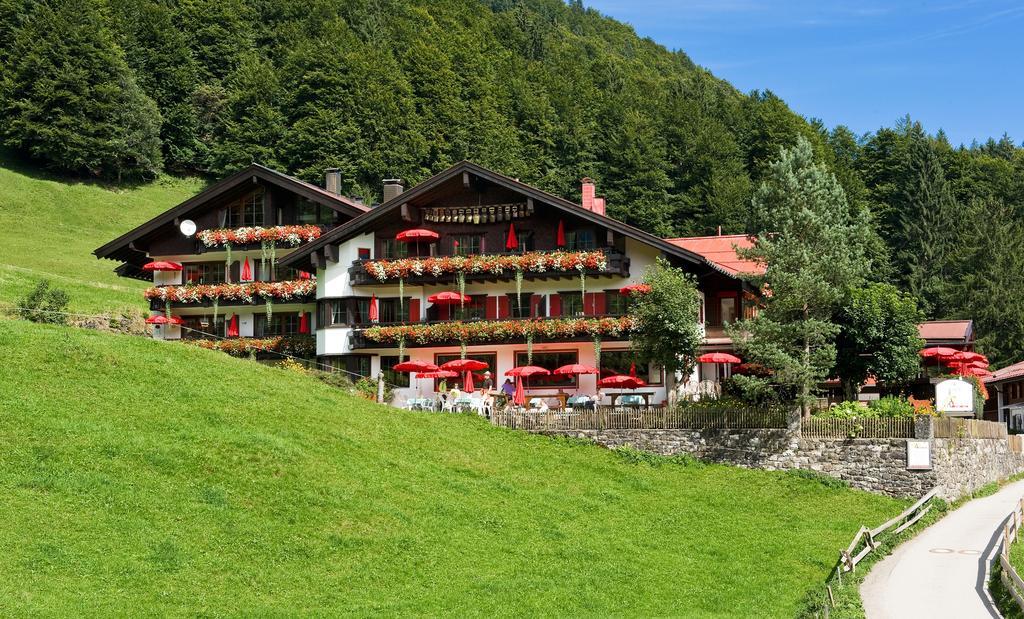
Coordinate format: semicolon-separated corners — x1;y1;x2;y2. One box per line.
486;296;498;320
592;292;606;315
498;295;511;319
549;293;561;317
530;294;544;318
408;298;420;323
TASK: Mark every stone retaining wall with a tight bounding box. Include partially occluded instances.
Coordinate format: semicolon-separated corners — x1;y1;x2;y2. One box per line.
544;426;1024;500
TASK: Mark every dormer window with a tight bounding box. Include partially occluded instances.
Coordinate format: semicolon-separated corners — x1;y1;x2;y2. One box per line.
226;189;265;227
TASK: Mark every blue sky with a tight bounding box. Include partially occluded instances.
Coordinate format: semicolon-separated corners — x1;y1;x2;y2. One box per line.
583;0;1024;146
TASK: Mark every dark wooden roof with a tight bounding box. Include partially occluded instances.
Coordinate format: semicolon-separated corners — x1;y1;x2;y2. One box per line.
94;164;368;266
281;160;710;272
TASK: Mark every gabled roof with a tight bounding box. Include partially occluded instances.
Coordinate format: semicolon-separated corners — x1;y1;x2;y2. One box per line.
94;164;367;265
665;234;764;277
917;320;973;345
986;361;1024;384
281;160;713;272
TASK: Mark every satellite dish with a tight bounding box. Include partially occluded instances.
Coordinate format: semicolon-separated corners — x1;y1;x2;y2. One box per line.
179;219;197;237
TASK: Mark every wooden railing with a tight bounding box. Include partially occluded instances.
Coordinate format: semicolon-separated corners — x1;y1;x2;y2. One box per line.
997;497;1024;612
800;417;915;440
933;417;1008;439
835;488;939;577
490;405;794;431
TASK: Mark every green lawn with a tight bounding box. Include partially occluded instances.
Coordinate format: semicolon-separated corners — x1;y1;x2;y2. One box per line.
0;319;904;616
0;160;202;312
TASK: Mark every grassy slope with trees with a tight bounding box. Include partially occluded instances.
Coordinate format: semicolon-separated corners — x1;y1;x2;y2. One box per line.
0;319;902;615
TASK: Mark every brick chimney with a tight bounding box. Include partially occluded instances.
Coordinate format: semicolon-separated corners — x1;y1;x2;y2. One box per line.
581;178;595;211
593;196;606;216
324;168;342;195
383;178;404;203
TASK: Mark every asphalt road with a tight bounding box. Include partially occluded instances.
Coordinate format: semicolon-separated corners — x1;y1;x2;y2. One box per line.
862;479;1024;619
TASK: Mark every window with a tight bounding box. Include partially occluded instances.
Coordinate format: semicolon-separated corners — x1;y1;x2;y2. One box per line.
226;189;265;227
380;238;408;259
379;298;403;324
295;198;335;226
452;234;483;256
180;315;224;339
560;292;585;316
514;351;578;388
358;248;371;260
324;355;371;379
453;295;487;321
505;229;534;253
601;350;663;385
507;293;531;319
272;263;302;282
566;229;595;251
318;300;346;327
184;263;226;284
605;291;629;316
382;355;411;388
351;298;371;325
435;353;497;391
719;295;737;325
255;312;302;337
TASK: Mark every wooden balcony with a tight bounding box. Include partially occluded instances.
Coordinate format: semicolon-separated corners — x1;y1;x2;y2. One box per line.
347;249;630;287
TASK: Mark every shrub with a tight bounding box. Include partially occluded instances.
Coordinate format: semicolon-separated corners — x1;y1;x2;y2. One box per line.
816;401;866;419
16;280;70;324
868;396;916;418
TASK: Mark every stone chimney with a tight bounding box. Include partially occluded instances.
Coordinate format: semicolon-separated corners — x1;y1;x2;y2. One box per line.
581;178;595;211
593;196;606;216
383;179;404;203
324;168;342;195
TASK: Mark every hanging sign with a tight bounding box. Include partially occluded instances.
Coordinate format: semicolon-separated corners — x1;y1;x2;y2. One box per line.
935;378;974;414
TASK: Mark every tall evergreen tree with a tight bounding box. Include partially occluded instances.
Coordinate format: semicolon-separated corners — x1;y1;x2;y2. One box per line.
729;136;872;414
1;0;162;180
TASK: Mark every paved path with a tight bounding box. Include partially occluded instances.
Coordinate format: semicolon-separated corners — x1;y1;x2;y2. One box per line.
862;479;1024;619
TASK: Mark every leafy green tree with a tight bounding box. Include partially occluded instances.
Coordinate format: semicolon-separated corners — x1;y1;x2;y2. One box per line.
729;136;872;415
630;258;703;405
834;284;925;400
1;0;162;180
17;280;70;325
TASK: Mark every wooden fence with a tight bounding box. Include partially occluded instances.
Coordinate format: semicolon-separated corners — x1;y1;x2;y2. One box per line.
490;405;793;432
997;497;1024;612
800;417;916;440
1010;435;1024;454
933;417;1008;439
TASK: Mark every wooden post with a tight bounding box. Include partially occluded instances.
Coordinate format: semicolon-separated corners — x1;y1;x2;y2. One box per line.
377;374;385;404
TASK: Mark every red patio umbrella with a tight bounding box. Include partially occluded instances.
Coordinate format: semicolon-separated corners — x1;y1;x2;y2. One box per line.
240;257;253;281
698;352;742;364
227;314;239;337
368;294;379;323
598;374;647;389
506;222;518;250
513;376;526;406
145;315;183;325
629;362;637;378
142;261;183;272
556;220;566;248
298;312;310;334
396;228;439;256
416;370;458;379
428;291;471;305
505;366;550;377
440;359;488;372
463;370;475;392
920;346;959;359
553;363;599;375
619;283;652;295
393;360;439;373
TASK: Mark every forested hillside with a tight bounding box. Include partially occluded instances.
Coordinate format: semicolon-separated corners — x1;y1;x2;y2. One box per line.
1;0;1023;364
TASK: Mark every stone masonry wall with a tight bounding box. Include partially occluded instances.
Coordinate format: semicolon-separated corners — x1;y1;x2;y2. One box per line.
543;426;1024;500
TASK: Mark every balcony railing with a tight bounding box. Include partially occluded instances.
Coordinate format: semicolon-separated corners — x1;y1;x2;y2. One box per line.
348;249;629;286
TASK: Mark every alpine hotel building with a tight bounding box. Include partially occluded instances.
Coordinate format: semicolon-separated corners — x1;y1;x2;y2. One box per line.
97;161;763;406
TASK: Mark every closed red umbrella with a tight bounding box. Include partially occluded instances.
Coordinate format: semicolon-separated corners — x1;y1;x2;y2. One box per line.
428;291;471;305
619;283;652;295
145;315;183;325
463;370;475;392
698;352;742;364
441;359;488;372
227;314;239;337
142;261;183;272
513;376;526;406
240;257;252;281
368;294;379;323
298;270;312;280
598;375;647;389
393;360;438;373
506;222;518;250
629;362;637;378
556;220;566;248
553;363;599;375
299;312;310;334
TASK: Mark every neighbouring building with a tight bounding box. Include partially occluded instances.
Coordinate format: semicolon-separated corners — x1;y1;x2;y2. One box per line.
279;161;763;406
918;319;975;351
985;362;1024;427
94;165;368;355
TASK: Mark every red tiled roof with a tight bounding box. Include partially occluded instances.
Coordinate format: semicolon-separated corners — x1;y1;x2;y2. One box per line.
665;235;765;276
917;320;973;344
986;361;1024;384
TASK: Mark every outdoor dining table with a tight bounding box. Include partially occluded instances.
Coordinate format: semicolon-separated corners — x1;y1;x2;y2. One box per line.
611;391;656;406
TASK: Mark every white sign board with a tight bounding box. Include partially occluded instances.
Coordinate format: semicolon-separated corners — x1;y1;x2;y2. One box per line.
907;440;932;470
936;378;974;414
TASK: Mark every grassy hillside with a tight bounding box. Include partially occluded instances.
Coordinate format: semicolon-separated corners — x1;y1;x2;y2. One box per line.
0;160;202;312
0;319;903;616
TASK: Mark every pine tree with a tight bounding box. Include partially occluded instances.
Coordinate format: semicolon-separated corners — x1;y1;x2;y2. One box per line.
1;0;162;180
729;136;872;414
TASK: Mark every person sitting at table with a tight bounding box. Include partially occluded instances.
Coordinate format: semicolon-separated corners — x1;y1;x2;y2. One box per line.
592;388;605;411
501;378;516;398
482;371;493;391
449;385;462;402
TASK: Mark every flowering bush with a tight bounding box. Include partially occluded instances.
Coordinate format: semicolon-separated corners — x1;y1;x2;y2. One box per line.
188;335;315;357
362;250;608;282
196;225;322;247
362;316;634;345
144;279;316;304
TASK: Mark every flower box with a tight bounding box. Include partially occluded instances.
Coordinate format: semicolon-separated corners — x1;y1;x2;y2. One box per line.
188;335;315;357
144;279;317;305
360;250;609;282
359;316;634;347
196;225;322;248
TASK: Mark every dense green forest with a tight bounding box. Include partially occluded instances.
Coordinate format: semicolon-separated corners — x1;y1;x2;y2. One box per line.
2;0;1023;365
